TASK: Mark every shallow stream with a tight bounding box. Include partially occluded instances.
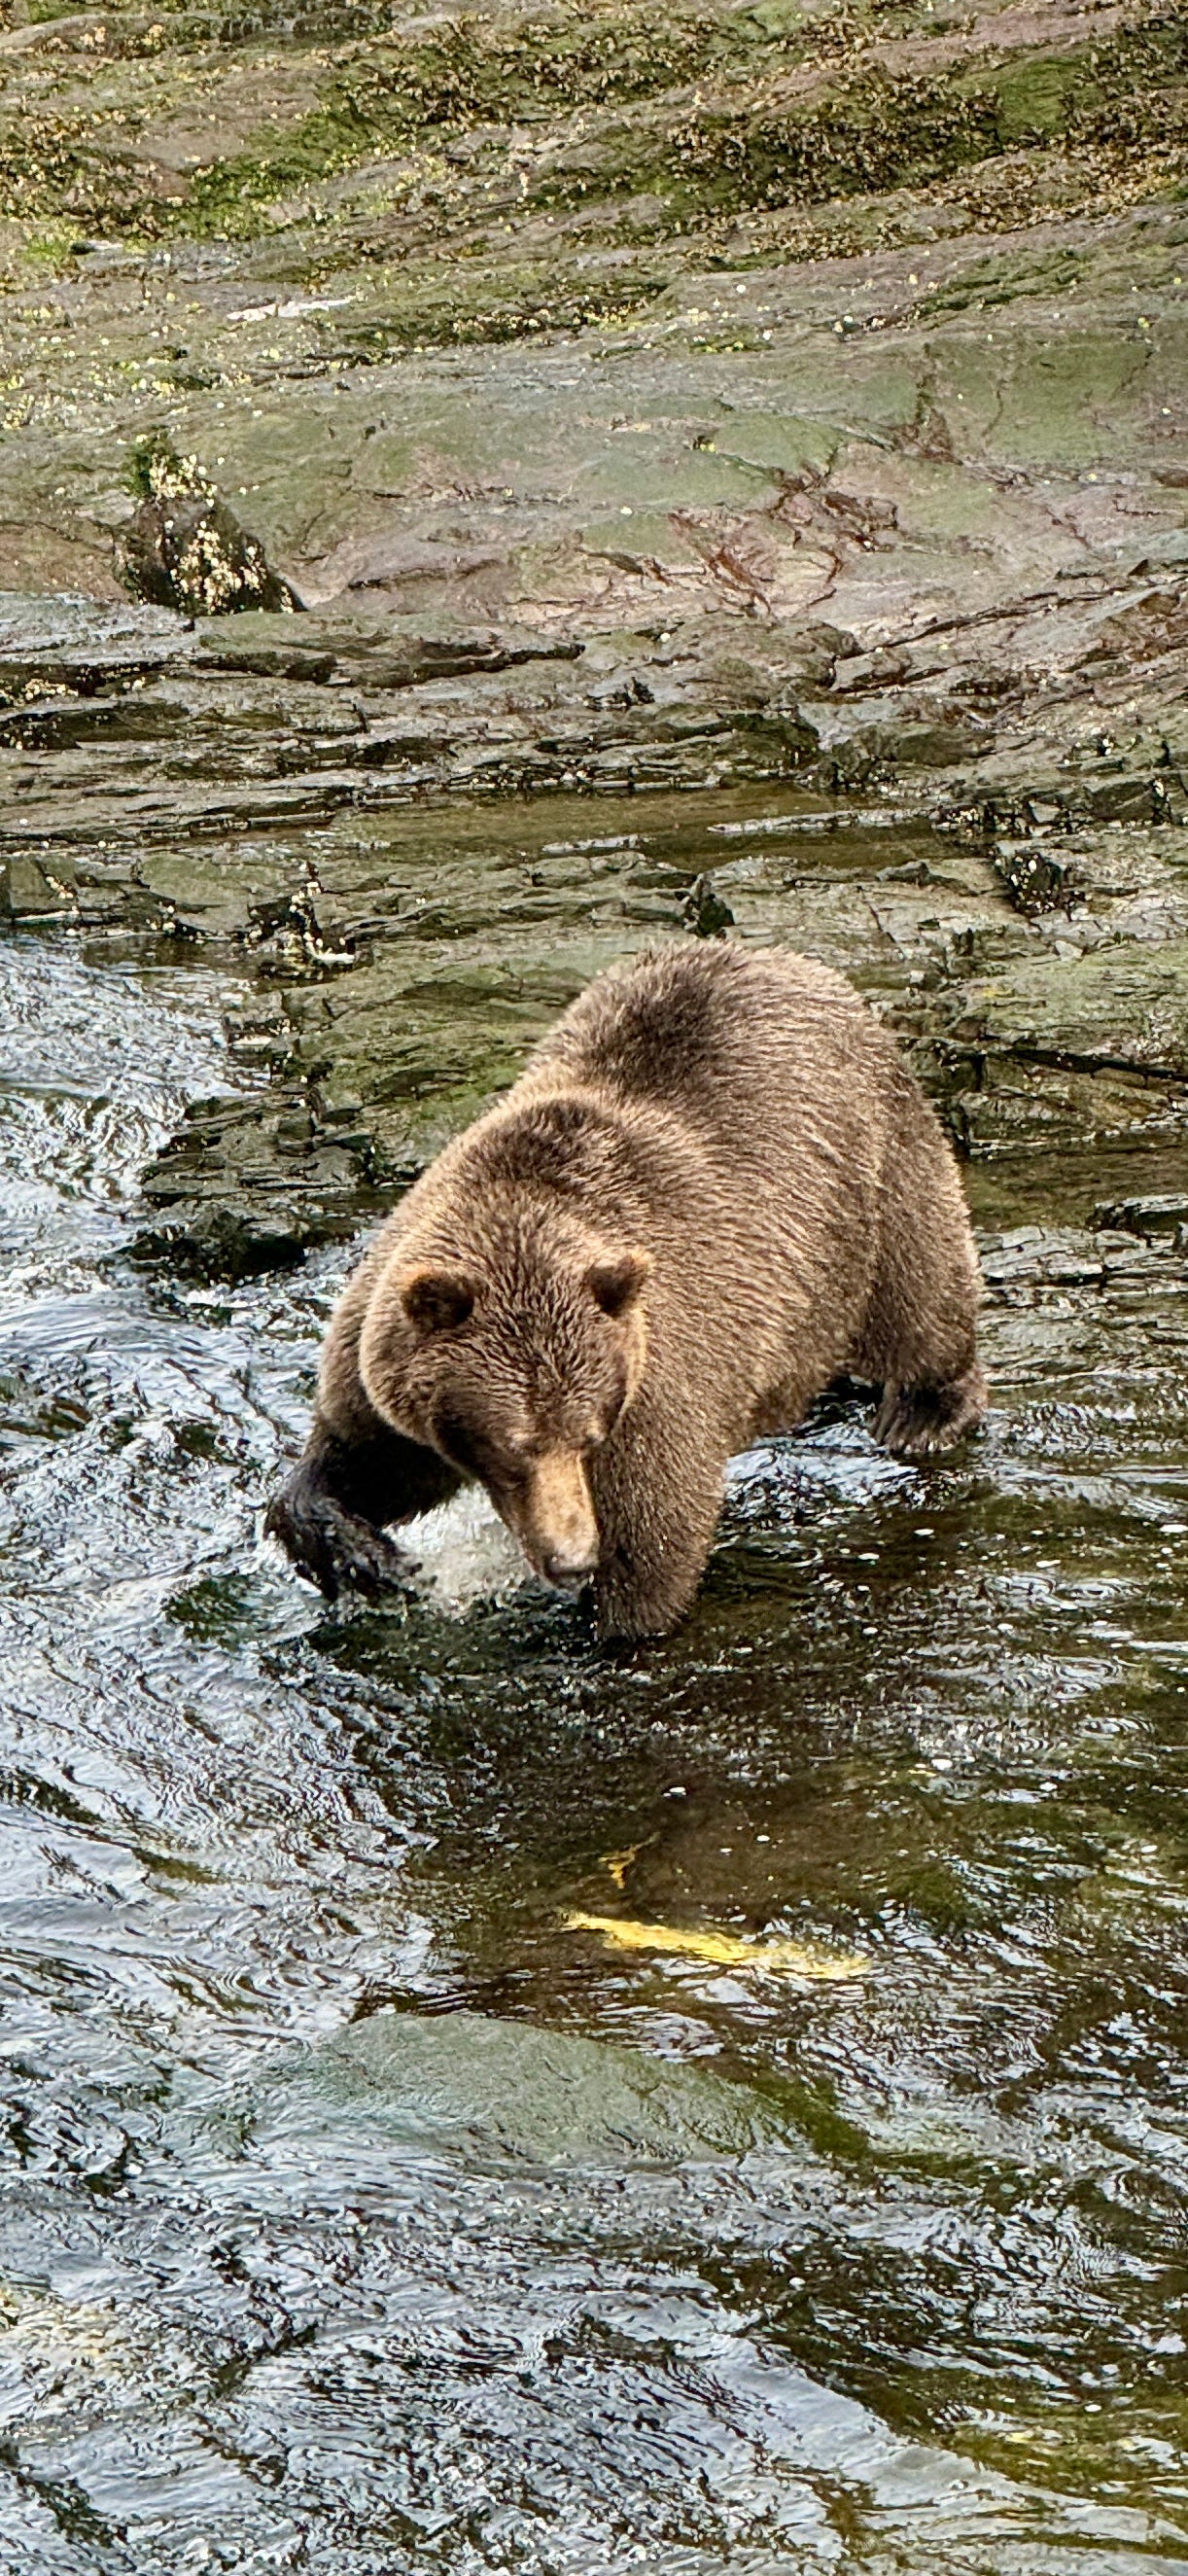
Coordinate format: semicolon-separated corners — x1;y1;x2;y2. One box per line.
2;895;1187;2574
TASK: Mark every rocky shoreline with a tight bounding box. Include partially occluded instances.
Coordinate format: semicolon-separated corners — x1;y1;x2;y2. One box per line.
0;0;1184;1273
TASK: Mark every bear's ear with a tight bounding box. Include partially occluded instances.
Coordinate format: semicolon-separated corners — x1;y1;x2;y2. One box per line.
398;1265;475;1333
586;1246;652;1320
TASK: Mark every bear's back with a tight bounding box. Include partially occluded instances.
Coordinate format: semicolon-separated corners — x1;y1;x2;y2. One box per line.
530;942;888;1142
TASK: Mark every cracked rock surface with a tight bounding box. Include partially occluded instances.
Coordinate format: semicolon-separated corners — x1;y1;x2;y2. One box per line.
0;0;1185;1249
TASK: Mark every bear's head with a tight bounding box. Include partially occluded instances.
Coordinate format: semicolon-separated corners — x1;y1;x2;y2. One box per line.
358;1210;652;1590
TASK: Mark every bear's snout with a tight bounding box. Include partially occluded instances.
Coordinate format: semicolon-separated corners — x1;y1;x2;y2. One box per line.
516;1450;601;1589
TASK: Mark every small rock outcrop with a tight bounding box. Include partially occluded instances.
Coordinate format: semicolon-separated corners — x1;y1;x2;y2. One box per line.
118;435;301;618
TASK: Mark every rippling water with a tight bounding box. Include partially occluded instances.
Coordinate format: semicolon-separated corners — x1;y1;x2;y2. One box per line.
2;927;1187;2575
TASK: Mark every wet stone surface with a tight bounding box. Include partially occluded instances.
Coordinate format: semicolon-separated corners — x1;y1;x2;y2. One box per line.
2;0;1188;2564
1;593;1186;1269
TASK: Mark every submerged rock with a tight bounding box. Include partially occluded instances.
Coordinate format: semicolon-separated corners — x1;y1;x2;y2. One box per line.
311;2007;797;2167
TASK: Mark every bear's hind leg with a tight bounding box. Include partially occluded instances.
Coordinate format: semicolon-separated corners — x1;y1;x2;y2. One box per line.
856;1079;988;1464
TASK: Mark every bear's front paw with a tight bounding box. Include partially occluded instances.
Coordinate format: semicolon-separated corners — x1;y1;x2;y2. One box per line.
263;1481;412;1603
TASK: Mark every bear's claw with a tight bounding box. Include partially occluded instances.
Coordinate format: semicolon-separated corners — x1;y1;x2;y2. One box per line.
263;1485;412;1603
873;1365;987;1460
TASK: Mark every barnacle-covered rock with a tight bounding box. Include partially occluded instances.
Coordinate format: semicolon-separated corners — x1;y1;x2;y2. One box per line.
117;435;300;619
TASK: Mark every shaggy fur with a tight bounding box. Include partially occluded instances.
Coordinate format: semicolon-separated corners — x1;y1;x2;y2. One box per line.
265;943;987;1638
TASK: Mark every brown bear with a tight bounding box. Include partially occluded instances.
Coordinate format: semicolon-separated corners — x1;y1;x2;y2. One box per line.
265;942;987;1639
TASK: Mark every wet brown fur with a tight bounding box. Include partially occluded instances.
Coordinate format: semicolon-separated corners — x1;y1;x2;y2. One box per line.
265;943;987;1637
